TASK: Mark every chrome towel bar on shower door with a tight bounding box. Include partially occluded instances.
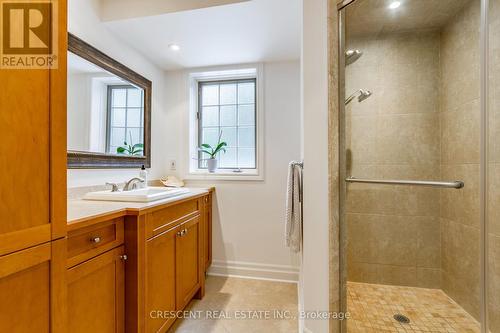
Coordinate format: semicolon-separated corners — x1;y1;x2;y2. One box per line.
345;177;464;189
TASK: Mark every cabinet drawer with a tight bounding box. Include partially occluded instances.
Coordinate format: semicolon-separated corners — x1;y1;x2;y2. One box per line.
67;218;124;268
146;199;200;239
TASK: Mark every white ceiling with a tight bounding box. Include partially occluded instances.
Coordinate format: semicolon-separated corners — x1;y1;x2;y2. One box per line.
68;52;108;75
104;0;301;70
99;0;250;21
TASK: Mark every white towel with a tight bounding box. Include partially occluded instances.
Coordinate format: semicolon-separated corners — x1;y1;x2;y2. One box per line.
285;161;302;253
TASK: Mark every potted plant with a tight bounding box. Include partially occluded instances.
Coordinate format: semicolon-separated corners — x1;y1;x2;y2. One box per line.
199;131;227;173
117;131;144;156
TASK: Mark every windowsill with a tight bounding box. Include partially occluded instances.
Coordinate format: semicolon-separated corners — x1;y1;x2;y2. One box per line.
185;170;263;181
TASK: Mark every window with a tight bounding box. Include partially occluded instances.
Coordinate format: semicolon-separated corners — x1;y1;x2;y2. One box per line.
106;85;144;155
198;79;257;169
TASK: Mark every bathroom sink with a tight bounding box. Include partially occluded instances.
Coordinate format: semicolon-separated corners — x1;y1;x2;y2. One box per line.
83;187;190;203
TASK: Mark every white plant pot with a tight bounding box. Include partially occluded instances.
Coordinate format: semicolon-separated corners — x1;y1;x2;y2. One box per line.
207;158;218;173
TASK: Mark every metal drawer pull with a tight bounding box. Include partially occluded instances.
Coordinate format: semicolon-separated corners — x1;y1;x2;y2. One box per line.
345;177;464;189
119;254;128;261
90;237;101;243
176;229;188;237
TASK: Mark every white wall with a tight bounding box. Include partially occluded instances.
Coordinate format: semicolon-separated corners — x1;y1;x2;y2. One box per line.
67;0;169;187
301;0;330;331
67;0;302;283
67;73;90;151
164;61;302;280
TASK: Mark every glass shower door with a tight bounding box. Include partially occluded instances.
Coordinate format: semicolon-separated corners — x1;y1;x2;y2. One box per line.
340;0;484;331
488;0;500;331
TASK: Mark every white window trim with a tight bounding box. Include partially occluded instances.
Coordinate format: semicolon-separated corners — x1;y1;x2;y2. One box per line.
185;64;265;181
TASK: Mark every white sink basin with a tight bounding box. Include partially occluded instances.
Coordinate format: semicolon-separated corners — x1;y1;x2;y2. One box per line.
83;187;190;203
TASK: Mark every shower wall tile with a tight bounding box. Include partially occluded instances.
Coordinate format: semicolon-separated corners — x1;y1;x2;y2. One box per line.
489;234;500;333
417;218;441;268
375;114;440;166
346;32;441;117
348;262;379;284
376;265;418;286
348;115;378;164
347;213;418;266
346;213;441;289
440;1;480;112
440;163;481;228
416;268;442;289
347;31;441;288
347;262;441;289
347;165;440;217
441;218;481;320
488;163;500;236
440;0;482;322
440;99;481;165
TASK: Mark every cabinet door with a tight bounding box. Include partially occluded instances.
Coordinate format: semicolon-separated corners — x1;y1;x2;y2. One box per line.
145;226;177;333
203;194;212;271
176;216;201;309
67;246;125;333
0;240;66;333
0;0;67;257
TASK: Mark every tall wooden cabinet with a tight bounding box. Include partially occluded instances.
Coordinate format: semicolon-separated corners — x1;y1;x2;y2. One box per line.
0;0;67;332
0;0;67;257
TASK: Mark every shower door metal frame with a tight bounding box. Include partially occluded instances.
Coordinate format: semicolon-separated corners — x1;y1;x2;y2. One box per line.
336;0;490;332
480;0;489;331
337;5;348;333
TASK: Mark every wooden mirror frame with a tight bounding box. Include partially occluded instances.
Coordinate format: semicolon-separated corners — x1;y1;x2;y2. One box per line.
67;33;152;169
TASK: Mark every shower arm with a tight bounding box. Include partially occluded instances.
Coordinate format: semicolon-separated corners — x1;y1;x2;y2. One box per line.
345;90;360;105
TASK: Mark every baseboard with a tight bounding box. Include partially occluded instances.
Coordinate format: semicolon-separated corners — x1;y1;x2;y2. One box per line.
207;260;299;283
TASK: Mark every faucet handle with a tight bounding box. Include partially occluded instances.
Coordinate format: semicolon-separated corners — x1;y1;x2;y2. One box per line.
106;182;119;192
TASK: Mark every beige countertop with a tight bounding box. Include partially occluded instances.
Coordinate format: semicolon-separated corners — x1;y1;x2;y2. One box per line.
67;188;210;226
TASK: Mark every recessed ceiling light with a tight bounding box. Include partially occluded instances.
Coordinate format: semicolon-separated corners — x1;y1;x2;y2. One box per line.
389;1;401;9
168;44;180;51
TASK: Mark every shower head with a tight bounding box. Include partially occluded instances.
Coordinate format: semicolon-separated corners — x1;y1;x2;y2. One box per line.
345;89;372;105
358;89;372;102
345;49;363;65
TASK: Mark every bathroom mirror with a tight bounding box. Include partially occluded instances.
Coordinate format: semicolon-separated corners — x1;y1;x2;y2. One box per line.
67;33;152;168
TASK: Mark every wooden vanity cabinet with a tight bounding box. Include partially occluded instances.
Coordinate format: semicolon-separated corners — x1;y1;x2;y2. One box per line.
145;225;177;332
175;215;202;310
67;246;125;333
203;192;213;271
127;195;210;333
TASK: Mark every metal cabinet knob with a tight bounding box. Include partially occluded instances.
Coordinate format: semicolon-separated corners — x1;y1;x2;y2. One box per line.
119;254;128;261
176;229;188;237
91;237;101;243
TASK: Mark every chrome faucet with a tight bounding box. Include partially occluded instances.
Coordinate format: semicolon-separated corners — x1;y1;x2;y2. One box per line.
123;177;145;191
106;182;120;192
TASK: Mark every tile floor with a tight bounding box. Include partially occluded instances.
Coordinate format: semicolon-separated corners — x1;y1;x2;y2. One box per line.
347;282;481;333
168;276;298;333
